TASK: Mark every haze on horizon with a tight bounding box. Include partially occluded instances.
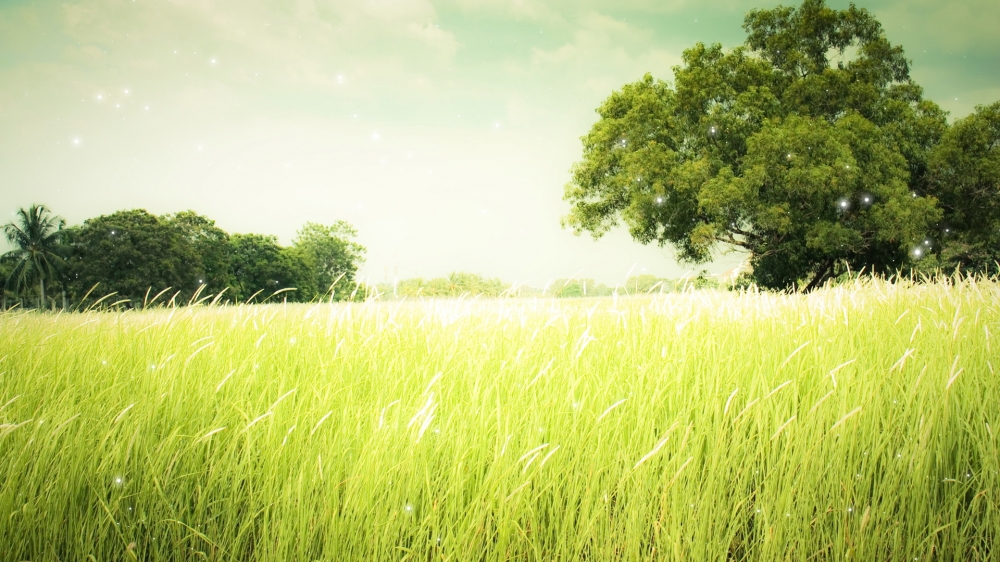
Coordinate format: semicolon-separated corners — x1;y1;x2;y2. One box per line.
2;0;998;287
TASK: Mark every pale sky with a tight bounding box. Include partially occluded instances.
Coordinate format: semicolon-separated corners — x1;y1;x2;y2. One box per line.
2;0;998;286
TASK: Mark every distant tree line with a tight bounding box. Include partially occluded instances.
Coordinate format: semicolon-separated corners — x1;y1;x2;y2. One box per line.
371;271;722;300
376;272;509;299
1;206;367;310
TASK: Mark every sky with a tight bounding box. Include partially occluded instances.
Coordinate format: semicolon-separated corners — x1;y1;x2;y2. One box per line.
2;0;998;287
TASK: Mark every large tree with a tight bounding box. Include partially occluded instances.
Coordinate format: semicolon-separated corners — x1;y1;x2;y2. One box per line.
291;221;366;301
563;0;946;291
66;209;201;306
2;204;68;309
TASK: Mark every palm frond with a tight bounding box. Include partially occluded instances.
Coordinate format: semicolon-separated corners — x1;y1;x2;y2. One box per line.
1;205;69;298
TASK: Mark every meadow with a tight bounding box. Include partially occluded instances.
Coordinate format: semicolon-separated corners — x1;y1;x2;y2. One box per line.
0;277;997;561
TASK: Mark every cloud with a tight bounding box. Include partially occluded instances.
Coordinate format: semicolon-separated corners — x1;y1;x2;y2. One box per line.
873;0;1000;52
442;0;747;21
525;12;683;96
34;0;460;99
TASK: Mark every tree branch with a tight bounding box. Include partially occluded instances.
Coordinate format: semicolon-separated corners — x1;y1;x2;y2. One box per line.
801;258;835;293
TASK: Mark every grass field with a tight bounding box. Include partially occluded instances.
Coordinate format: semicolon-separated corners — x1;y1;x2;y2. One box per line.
0;277;998;561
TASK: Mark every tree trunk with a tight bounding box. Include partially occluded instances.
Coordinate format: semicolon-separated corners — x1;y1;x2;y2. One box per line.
802;259;835;293
62;289;67;311
39;278;46;310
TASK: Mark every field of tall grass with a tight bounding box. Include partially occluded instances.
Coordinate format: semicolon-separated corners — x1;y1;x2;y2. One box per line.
0;277;997;561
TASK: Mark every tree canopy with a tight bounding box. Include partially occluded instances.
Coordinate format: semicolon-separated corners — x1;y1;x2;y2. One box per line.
228;233;314;303
924;101;1000;274
563;0;975;291
164;211;234;296
292;221;366;301
66;209;201;305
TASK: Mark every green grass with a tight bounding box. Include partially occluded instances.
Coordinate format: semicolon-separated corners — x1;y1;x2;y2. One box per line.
0;277;998;561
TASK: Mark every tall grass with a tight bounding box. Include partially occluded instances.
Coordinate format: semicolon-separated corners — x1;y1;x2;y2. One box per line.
0;277;997;561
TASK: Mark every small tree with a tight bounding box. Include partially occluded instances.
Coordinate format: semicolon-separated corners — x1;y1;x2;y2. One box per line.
228;233;312;303
292;221;366;301
2;205;68;310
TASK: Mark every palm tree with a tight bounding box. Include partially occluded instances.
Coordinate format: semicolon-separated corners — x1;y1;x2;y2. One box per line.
2;205;68;310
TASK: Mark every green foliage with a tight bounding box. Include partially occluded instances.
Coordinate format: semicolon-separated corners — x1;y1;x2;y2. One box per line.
66;209;200;306
17;206;366;308
163;211;233;296
1;278;997;559
228;233;313;303
383;272;507;298
548;278;612;298
925;101;1000;274
563;0;947;292
623;274;674;294
0;259;12;306
292;221;366;301
2;204;69;308
555;282;584;297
